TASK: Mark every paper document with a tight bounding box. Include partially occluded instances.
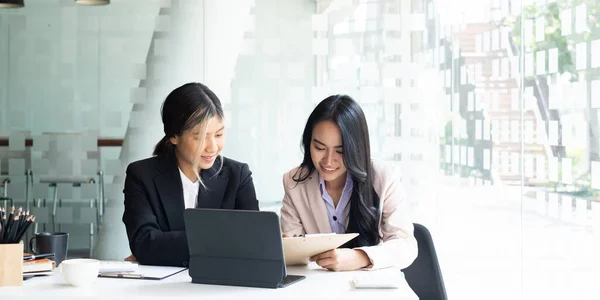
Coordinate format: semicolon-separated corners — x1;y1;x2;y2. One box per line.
282;233;358;265
98;265;187;280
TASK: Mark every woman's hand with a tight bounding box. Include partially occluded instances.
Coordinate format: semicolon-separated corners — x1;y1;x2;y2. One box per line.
124;254;137;262
309;249;371;271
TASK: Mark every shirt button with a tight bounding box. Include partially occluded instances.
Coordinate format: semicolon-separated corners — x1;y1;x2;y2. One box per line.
183;261;188;267
333;216;337;221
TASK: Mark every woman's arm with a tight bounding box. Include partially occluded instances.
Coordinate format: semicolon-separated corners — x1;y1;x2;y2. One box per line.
354;164;418;270
280;172;305;236
122;164;189;267
234;163;259;210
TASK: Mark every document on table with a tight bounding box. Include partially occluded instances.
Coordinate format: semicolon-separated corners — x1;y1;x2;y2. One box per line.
282;233;358;265
98;265;187;280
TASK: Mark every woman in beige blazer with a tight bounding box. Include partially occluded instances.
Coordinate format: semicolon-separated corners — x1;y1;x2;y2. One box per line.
280;95;418;271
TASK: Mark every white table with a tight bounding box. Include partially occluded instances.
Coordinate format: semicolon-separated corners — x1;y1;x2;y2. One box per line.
1;263;418;300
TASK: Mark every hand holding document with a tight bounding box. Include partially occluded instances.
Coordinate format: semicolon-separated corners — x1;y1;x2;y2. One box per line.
282;233;358;265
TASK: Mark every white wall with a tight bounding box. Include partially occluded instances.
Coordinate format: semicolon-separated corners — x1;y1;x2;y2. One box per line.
0;0;159;137
0;0;161;252
224;0;316;206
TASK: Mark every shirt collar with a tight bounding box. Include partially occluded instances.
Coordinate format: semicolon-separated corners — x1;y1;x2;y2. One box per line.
178;168;199;186
318;172;353;195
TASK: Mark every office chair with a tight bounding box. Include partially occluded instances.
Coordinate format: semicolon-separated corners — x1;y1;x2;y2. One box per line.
402;223;448;300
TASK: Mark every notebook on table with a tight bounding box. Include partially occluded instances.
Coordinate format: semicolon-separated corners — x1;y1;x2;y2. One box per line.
22;257;55;280
98;265;187;280
23;258;55;273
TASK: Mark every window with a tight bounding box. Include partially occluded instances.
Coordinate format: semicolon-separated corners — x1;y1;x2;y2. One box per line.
492;29;500;50
536;51;546;75
576;42;587;70
502;120;510;142
524;19;533;45
394;153;402;161
511;120;520;142
561;9;572;35
511;88;519;111
483;119;491;140
501;58;509;79
536;155;546;180
592;39;600;68
548;48;558;73
484;148;491;170
524;120;534;143
525;52;534;77
411;0;424;13
510;152;519;174
411;127;424;137
491;120;499;141
467;147;474;167
575;4;587;33
394;104;402;137
468;92;475;111
410;153;424;161
475;34;482;53
492;59;499;78
525;155;534;177
535;17;545;42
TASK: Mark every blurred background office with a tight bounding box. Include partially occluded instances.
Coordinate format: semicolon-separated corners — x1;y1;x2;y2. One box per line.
1;0;599;299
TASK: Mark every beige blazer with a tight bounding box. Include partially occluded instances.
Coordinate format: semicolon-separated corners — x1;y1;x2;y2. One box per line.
280;160;418;270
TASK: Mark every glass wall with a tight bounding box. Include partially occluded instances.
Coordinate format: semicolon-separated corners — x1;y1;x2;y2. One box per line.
1;0;599;298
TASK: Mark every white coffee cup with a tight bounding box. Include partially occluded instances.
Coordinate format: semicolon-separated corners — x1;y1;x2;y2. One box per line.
61;258;100;287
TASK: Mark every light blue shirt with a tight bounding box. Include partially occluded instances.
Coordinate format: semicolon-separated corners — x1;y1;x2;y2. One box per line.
319;173;353;234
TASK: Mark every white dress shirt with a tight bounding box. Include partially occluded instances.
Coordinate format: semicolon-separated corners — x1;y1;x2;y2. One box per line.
179;168;199;209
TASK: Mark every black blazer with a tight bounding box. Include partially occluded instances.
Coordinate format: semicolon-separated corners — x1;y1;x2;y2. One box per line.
122;154;259;267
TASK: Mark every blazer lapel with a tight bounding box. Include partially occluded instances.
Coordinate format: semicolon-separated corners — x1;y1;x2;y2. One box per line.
197;158;229;209
305;173;332;233
154;156;185;231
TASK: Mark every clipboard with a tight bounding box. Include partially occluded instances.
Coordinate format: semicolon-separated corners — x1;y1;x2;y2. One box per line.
282;233;359;265
98;265;187;280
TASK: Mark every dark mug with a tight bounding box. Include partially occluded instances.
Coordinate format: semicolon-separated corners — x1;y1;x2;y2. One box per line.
29;232;69;266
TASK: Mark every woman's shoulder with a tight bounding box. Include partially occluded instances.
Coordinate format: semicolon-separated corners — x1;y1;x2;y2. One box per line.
370;159;402;186
371;159;400;174
221;156;246;168
282;166;313;188
219;156;251;176
126;156;161;173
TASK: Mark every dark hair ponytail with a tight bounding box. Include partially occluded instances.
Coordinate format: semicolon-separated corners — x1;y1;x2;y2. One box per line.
153;135;174;157
153;82;224;157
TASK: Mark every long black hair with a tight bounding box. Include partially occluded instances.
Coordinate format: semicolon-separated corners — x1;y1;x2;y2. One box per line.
293;95;381;248
153;82;224;157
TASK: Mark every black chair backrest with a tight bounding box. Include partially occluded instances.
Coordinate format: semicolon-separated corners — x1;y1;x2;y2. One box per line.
402;223;447;300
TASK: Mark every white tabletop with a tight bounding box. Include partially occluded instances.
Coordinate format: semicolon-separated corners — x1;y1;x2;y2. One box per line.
1;263;418;300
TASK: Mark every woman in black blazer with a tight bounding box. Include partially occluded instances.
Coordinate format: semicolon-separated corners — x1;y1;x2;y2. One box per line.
122;82;259;267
